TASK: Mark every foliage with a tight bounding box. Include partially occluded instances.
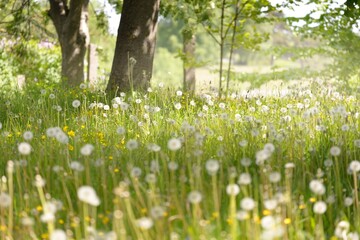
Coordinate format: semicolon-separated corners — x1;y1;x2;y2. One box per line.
0;79;360;239
0;38;61;97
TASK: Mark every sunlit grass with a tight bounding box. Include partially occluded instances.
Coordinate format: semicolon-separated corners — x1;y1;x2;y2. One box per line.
0;78;359;239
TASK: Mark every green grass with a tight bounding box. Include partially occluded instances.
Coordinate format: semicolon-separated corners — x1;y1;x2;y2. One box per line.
0;78;359;240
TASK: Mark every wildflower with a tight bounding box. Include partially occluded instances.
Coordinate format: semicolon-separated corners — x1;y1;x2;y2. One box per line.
240;158;251;167
264;143;275;153
116;126;126;135
77;186;100;206
103;105;110;111
126;139;139;150
176;90;183;96
240;197;255;211
330;146;341;156
255;149;271;165
205;159;220;175
50;229;67;240
167;138;182;151
236;210;249;221
354;139;360;148
313;201;327;214
23;131;33;141
72;100;81;108
264;199;278;210
335;221;350;239
147;143;161;152
238;173;252;185
136;217;153;230
349;160;360;173
261;215;276;229
344;197;353;207
174;103;181;110
21;217;35;227
80;144;94;156
40;212;55;223
34;175;46;188
150;206;165;219
188;191;202;204
269;172;281;183
18;142;31;155
309;180;325;195
168;161;178;171
226;184;240;196
70;161;84;172
0;192;11;208
130;167;142;178
145;174;157;184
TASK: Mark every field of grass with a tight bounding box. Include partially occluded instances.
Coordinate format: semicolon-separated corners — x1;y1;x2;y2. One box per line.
0;78;359;240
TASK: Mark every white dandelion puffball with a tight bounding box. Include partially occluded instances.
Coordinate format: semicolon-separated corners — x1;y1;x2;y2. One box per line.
330;146;341;156
23;131;34;141
80;144;94;156
313;201;327;214
72;100;81;108
136;217;153;230
77;186;100;206
238;173;252;185
205;159;220;175
241;197;256;211
126;139;139;150
18;142;31;155
187;191;202;204
226;184;240;196
261;215;276;229
0;192;11;208
335;221;350;238
168;138;182;151
309;180;326;195
349;160;360;173
50;229;67;240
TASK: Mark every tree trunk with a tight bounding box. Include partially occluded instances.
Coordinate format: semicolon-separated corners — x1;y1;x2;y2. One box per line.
183;32;196;93
107;0;160;92
48;0;89;87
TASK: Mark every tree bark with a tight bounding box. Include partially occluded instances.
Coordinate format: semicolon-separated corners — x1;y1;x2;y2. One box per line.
183;32;196;93
107;0;160;92
48;0;89;87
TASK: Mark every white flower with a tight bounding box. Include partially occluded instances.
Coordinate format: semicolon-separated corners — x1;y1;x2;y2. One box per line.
72;100;81;108
50;229;67;240
174;103;181;110
309;180;326;195
349;160;360;173
335;221;350;239
21;217;34;226
130;167;142;178
264;143;275;153
348;232;359;240
23;131;33;141
188;191;202;204
80;144;94;156
264;199;278;210
0;192;11;208
136;217;153;230
18;142;31;155
226;184;240;196
77;186;100;206
167;138;182;151
330;146;341;156
40;212;55;223
313;201;327;214
168;161;178;171
255;149;271;165
176;90;183;96
261;215;276;229
34;175;46;187
205;159;220;175
116;126;126;135
238;173;252;185
126;139;139;150
344;197;353;207
236;210;249;221
150;206;165;219
241;197;255;211
269;172;281;183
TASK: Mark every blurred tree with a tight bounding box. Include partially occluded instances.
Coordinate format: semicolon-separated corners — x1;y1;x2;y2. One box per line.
107;0;160;92
47;0;90;87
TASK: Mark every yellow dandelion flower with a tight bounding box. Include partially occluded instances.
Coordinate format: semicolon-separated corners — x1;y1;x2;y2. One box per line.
58;219;64;225
68;144;74;151
263;210;271;216
36;205;43;212
284;218;291;224
226;218;234;225
108;156;113;160
309;197;316;203
114;168;119;173
85;216;91;222
212;212;219;219
299;204;306;209
41;233;49;239
81;125;85;129
141;208;147;214
67;130;75;137
0;225;7;232
102;217;110;224
63;126;68;132
163;211;168;217
41;135;46;140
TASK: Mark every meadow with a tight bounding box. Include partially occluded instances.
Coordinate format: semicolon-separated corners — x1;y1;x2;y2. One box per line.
0;78;359;240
